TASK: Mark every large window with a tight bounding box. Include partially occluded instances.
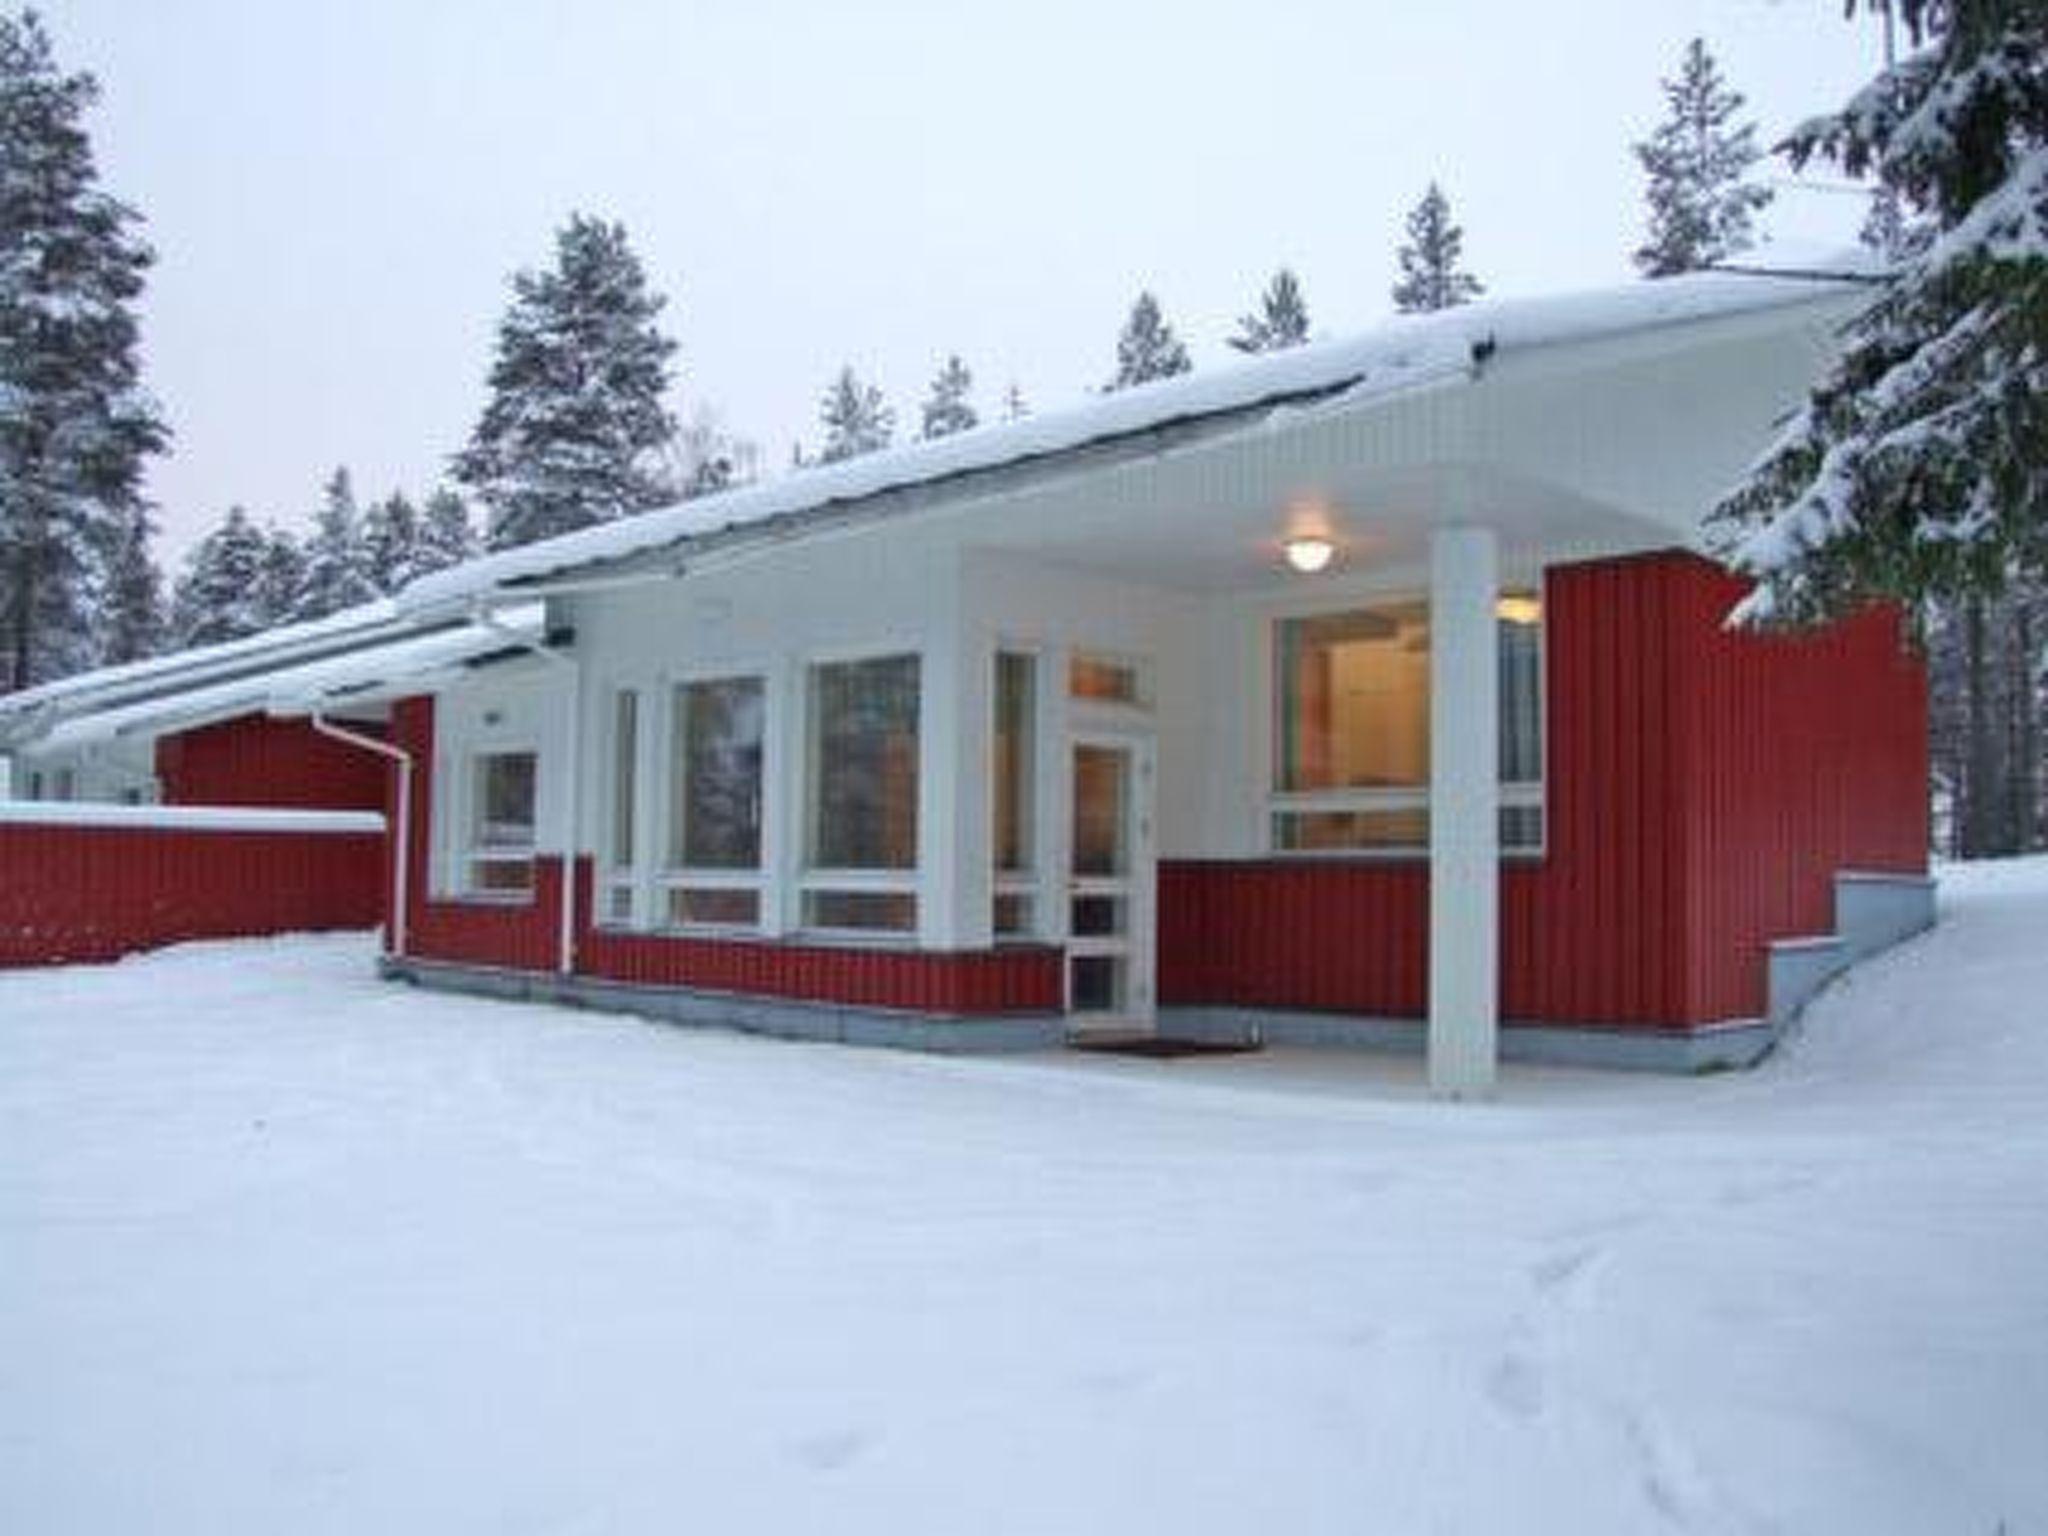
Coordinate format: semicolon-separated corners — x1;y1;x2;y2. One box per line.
992;651;1037;937
465;749;538;896
1271;594;1543;853
662;675;766;929
803;653;919;933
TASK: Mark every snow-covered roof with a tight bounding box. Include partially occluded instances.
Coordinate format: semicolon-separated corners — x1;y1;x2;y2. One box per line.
0;598;420;749
400;262;1877;616
21;610;543;755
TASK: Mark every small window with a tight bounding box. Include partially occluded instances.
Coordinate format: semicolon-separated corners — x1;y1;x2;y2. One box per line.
803;654;919;935
466;750;537;897
1069;652;1148;708
992;651;1037;937
660;675;766;931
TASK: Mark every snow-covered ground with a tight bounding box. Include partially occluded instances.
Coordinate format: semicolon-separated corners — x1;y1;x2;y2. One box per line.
4;862;2044;1534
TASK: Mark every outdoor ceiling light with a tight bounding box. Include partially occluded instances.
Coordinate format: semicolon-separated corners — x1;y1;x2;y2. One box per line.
1495;594;1542;625
1283;535;1336;574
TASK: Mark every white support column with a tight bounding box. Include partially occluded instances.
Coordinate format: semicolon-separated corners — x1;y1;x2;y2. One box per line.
1429;525;1500;1098
918;550;992;950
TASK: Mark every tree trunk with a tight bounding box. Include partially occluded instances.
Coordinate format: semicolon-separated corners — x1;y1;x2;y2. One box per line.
1962;596;2003;857
2014;598;2041;852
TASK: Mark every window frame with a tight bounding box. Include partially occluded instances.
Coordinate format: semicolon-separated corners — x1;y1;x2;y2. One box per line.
459;744;542;902
799;647;922;941
991;646;1043;941
1264;589;1548;861
596;684;643;928
657;666;772;936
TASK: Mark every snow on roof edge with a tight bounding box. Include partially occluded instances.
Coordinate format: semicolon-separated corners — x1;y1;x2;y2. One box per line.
399;263;1873;615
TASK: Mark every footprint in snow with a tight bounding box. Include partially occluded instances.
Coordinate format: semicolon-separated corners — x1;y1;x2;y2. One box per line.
789;1428;872;1472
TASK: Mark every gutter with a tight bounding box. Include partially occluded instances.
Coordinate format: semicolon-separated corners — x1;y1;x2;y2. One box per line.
306;713;414;961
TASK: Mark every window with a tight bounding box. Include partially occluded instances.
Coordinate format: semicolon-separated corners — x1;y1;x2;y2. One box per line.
660;676;766;930
803;653;919;933
1270;594;1543;854
1069;651;1149;708
466;750;538;896
600;690;639;925
992;651;1037;937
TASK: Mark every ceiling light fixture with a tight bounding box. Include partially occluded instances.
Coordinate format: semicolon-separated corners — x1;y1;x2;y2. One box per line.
1283;535;1336;574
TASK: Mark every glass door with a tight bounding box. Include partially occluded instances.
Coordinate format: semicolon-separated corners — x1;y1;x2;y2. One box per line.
1067;735;1155;1034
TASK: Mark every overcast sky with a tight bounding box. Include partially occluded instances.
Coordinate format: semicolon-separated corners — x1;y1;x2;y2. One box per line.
42;0;1887;563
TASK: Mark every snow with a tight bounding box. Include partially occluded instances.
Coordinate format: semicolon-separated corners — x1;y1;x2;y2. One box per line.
400;264;1877;617
0;802;382;833
3;859;2044;1533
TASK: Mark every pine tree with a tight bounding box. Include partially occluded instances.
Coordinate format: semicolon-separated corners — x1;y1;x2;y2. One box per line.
253;522;303;627
98;504;162;664
670;403;757;499
1003;382;1029;421
454;213;678;550
1392;184;1485;314
171;507;269;647
1107;291;1192;390
1229;268;1311;353
294;466;377;621
816;366;894;463
920;355;978;439
0;11;167;691
411;489;478;578
1633;38;1774;277
360;490;419;595
1712;0;2048;622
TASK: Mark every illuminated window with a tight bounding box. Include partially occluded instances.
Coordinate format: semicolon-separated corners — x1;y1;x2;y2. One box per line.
1270;594;1544;854
992;651;1037;937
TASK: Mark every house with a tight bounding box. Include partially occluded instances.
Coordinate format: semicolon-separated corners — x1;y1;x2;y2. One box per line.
82;266;1944;1089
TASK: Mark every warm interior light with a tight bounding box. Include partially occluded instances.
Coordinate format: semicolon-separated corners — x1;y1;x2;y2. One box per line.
1283;536;1336;574
1495;594;1542;626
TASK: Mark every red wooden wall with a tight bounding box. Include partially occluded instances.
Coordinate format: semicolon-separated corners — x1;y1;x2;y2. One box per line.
0;817;383;967
1158;551;1927;1030
156;712;388;811
387;697;1060;1014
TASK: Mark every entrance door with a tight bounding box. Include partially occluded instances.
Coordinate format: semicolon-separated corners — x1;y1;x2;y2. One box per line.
1067;735;1155;1035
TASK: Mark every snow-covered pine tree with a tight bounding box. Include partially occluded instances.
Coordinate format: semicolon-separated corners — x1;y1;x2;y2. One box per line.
294;466;378;621
360;491;419;595
1391;184;1485;314
816;366;894;463
171;507;269;647
1003;382;1029;421
1633;38;1774;277
254;522;304;627
1712;0;2048;622
1228;268;1311;353
411;489;478;579
920;355;978;439
670;403;758;499
1106;292;1192;389
98;504;162;664
0;11;166;691
454;214;678;550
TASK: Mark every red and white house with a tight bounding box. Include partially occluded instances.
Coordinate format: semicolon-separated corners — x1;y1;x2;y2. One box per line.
241;264;1931;1089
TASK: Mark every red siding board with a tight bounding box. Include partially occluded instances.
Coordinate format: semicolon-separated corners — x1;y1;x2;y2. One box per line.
0;821;382;967
156;713;388;811
1156;552;1927;1032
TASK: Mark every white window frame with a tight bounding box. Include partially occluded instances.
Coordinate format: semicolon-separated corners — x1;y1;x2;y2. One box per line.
1264;589;1548;860
799;646;922;941
596;684;645;929
657;665;772;935
991;644;1047;941
459;743;542;902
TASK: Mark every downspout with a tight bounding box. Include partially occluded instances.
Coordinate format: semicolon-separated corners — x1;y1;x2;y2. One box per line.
306;712;413;961
475;604;581;978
